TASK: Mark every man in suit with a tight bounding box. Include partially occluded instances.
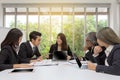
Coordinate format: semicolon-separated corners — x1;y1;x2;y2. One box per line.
83;32;105;65
18;31;42;62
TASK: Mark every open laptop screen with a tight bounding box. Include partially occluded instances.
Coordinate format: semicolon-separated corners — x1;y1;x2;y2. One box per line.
53;51;67;60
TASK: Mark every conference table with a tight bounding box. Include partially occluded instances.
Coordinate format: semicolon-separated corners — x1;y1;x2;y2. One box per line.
0;60;120;80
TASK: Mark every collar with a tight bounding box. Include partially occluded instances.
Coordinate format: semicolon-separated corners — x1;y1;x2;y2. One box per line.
105;45;114;57
29;41;35;49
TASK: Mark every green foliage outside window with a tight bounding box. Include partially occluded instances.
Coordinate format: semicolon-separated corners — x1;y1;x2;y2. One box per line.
9;15;107;58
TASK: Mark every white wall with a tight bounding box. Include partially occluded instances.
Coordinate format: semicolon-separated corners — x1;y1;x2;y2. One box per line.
110;0;120;36
0;1;3;27
0;27;26;49
0;0;120;36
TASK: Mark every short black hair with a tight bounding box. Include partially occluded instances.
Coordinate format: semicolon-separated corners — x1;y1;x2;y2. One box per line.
29;31;42;41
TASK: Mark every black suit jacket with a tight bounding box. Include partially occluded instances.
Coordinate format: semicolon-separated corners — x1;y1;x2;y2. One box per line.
84;47;105;65
0;45;29;71
96;44;120;75
48;44;73;59
18;41;41;61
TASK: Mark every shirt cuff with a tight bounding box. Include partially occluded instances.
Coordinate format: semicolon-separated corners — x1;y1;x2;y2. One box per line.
92;54;99;57
85;50;89;54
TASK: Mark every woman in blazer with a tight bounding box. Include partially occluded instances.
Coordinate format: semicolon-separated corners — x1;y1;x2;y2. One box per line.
47;33;73;60
0;28;32;71
88;27;120;75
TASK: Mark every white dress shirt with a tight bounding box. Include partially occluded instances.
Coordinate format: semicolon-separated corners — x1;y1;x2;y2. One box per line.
105;45;114;66
29;41;35;51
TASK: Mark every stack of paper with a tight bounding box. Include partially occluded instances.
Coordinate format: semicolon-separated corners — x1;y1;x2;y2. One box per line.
31;60;58;66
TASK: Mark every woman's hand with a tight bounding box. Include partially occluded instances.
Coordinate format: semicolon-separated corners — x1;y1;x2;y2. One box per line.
67;56;71;60
13;64;32;68
87;61;97;71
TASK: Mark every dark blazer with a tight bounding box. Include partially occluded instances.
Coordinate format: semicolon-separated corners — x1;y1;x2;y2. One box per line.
48;44;73;59
84;47;105;65
18;41;41;61
96;44;120;75
0;45;29;71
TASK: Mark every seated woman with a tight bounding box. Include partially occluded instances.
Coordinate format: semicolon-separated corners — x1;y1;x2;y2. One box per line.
83;32;105;65
47;33;73;60
88;27;120;75
0;28;32;71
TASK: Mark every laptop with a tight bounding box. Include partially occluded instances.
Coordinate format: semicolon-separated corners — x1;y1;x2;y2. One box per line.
74;54;88;69
53;51;67;61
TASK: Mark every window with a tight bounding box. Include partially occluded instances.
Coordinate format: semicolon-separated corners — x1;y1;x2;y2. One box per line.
4;8;15;28
17;8;26;31
86;8;96;33
3;4;110;57
51;7;62;43
63;7;73;51
39;7;50;55
98;8;108;30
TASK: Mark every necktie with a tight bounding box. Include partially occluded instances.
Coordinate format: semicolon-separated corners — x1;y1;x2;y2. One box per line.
33;47;36;53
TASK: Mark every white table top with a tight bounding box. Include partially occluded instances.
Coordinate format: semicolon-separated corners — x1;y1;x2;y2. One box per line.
0;60;120;80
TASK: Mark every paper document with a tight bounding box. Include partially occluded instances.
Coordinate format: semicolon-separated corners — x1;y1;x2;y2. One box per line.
31;60;58;66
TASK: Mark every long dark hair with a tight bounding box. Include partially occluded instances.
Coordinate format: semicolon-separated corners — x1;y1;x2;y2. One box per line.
56;33;68;50
1;28;23;48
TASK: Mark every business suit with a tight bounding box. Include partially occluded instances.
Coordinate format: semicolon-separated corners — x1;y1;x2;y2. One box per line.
18;41;41;61
0;45;29;71
96;44;120;75
49;44;73;59
84;47;106;65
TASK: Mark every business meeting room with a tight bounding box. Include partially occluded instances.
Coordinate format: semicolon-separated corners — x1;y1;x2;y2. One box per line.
0;0;120;80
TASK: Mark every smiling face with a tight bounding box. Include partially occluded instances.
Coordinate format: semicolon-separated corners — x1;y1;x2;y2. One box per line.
57;36;62;45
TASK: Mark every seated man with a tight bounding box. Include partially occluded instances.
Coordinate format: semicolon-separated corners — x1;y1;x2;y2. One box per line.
18;31;42;62
83;32;105;65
